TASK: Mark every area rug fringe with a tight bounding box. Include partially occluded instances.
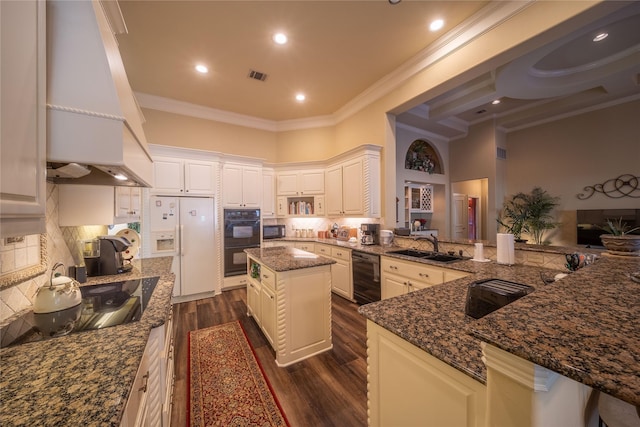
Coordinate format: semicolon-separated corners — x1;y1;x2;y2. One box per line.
188;321;289;426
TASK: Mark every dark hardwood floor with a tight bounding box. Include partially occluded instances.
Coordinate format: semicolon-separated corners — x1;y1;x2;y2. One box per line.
170;288;368;427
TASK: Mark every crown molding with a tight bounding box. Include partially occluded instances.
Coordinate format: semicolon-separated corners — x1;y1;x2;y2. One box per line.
136;1;534;132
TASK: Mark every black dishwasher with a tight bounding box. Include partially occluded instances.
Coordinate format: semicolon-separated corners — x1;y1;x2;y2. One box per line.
352;251;381;305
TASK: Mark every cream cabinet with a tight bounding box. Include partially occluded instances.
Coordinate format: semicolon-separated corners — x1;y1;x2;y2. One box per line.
262;168;276;217
276;196;287;217
222;163;261;208
325;148;381;217
59;185;140;226
0;0;46;237
121;315;174;427
114;187;142;223
152;157;215;196
276;169;324;196
316;244;353;300
294;242;315;252
366;320;486;427
380;256;468;300
246;254;332;366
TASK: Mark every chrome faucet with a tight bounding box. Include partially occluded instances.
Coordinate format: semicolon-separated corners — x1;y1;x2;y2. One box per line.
418;234;439;253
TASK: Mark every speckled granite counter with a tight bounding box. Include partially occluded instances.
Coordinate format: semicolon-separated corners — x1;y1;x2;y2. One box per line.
0;256;174;426
244;246;335;272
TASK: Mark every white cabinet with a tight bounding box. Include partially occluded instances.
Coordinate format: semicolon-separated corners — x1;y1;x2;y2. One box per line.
222;163;261;208
259;270;277;347
114;187;141;223
366;320;487;427
326;149;380;217
152;157;215;195
59;185;140;226
316;244;353;300
380;256;468;300
276;196;287;217
262;168;276;217
276;169;324;196
294;242;315;252
121;316;174;427
0;0;46;237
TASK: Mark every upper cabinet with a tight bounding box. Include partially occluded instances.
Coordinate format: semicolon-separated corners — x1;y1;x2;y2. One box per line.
0;0;46;238
222;163;261;208
152;157;215;196
325;147;381;217
262;168;276;218
276;170;324;196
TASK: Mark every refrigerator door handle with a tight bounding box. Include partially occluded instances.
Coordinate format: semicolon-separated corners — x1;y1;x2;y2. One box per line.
179;225;184;257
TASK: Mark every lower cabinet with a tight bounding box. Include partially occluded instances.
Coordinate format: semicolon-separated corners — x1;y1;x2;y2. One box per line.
246;256;332;366
380;256;468;300
366;320;486;427
316;244;353;300
121;311;174;427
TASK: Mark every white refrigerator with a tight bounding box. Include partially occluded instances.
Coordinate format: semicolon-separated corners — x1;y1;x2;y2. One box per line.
147;195;216;297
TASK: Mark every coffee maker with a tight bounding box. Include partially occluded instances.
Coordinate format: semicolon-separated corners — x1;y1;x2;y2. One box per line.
84;236;133;276
360;223;380;245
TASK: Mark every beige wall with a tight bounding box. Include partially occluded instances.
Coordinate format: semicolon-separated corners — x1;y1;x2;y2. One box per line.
275;127;336;163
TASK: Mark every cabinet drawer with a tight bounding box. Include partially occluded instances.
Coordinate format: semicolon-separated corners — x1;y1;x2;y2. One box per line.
381;256;444;286
261;266;276;289
316;244;331;256
295;242;315;252
331;247;351;261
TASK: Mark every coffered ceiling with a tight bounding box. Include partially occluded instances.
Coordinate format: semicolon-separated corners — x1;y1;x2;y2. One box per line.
115;1;640;139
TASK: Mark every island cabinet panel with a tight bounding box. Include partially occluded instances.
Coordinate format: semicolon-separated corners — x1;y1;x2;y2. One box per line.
367;321;487;427
247;253;333;366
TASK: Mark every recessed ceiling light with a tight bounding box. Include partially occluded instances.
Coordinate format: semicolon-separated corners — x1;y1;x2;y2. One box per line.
273;33;288;45
295;93;306;102
429;19;444;32
492;99;501;105
195;64;208;74
593;32;608;42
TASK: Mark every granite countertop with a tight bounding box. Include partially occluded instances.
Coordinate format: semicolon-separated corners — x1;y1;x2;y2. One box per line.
245;246;335;272
0;256;175;426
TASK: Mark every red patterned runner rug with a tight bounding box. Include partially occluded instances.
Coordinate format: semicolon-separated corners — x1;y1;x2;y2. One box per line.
188;321;289;427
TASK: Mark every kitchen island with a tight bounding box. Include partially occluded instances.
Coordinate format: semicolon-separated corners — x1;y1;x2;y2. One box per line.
359;253;640;426
0;257;175;426
245;246;335;366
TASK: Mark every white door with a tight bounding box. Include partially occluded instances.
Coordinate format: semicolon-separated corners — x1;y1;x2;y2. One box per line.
452;193;468;240
149;196;178;231
180;198;216;296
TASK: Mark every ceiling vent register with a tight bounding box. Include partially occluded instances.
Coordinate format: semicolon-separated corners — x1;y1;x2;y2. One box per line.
248;69;268;82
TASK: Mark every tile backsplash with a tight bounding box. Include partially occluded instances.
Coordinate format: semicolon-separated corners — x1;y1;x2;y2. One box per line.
0;184;107;323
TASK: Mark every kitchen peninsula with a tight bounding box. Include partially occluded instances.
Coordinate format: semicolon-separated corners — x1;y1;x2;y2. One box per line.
359;253;640;427
244;246;335;366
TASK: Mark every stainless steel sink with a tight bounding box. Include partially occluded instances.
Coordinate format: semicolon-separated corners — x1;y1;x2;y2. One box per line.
387;249;467;263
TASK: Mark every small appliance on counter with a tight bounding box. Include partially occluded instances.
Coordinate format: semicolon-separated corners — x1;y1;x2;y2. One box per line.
360;223;380;245
83;236;133;277
380;230;394;246
263;224;286;240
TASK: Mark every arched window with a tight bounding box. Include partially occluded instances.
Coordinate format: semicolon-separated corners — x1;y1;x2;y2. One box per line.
405;139;443;174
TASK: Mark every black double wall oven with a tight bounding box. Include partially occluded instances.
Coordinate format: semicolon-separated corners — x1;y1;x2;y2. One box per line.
223;209;261;277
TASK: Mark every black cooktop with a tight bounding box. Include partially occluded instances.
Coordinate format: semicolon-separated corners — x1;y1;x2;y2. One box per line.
0;276;160;348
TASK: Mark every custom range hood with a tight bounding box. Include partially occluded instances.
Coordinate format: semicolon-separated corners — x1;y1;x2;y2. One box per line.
46;0;152;187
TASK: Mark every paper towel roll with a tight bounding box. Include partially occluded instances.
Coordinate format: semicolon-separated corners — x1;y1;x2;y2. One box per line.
474;243;484;260
497;233;515;265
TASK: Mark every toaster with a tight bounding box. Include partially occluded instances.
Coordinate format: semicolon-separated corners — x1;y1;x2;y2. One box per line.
464;278;534;319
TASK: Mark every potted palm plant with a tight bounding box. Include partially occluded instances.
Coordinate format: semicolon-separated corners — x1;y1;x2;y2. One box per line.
599;218;640;256
497;187;560;244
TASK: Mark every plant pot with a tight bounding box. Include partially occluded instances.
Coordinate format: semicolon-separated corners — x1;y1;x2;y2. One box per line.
600;234;640;256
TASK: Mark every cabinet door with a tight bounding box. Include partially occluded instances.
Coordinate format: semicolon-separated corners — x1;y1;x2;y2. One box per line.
0;0;46;235
247;279;262;324
381;273;408;300
222;164;244;207
299;170;324;195
315;195;325;216
241;167;262;208
153;158;184;194
262;171;275;217
331;258;352;299
184;160;214;195
341;159;364;215
276;172;298;196
275;196;287;217
325;166;343;215
260;284;277;347
129;187;141;216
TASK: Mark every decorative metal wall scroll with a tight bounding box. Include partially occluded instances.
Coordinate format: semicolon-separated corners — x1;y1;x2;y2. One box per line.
405;139;442;174
577;174;640;199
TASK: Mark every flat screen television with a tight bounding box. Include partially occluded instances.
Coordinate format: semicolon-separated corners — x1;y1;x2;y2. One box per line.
576;209;640;247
